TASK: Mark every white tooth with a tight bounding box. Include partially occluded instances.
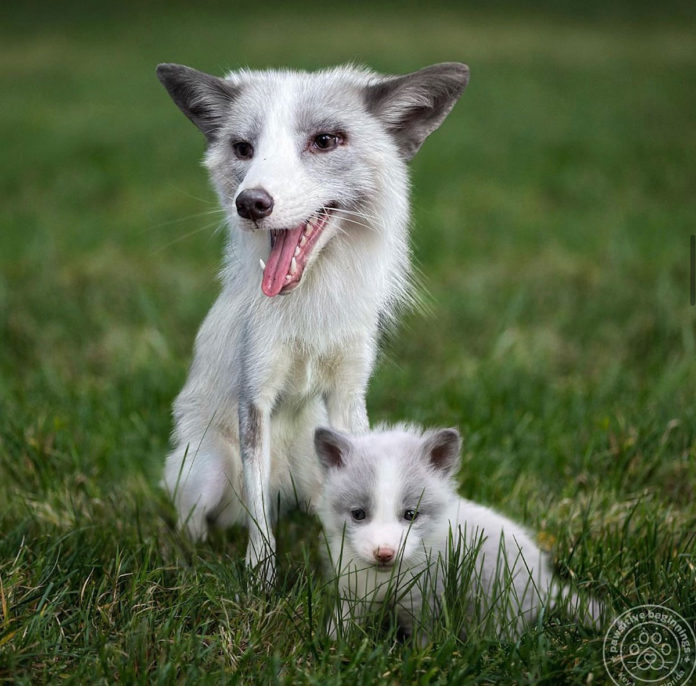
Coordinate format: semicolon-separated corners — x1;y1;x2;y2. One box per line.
285;274;291;281
294;246;301;257
290;257;297;274
300;236;307;247
304;223;313;236
259;258;266;271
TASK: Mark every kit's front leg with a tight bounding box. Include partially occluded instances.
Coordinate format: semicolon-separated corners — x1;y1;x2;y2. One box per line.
327;597;353;640
239;400;275;586
325;340;375;434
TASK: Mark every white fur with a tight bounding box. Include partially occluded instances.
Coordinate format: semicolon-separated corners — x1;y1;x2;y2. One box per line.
157;63;468;582
316;425;601;640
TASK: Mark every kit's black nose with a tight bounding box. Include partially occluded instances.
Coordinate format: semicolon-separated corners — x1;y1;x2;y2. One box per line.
236;188;274;221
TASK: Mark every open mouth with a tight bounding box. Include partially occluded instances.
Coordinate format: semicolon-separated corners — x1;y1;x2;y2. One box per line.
260;206;335;297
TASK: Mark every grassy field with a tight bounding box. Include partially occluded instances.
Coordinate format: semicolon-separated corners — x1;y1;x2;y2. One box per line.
1;1;695;683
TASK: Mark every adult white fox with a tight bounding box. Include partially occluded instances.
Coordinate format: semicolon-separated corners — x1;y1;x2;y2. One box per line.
156;62;469;583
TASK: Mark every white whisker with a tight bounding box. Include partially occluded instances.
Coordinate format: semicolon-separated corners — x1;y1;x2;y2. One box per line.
141;207;227;235
329;207;384;233
152;218;226;254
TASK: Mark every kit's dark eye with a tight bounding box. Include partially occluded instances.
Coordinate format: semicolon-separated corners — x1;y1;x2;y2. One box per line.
351;508;366;521
232;140;254;160
404;509;418;522
312;133;343;152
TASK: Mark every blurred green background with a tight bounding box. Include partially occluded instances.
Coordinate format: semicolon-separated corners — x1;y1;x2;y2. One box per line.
1;1;695;682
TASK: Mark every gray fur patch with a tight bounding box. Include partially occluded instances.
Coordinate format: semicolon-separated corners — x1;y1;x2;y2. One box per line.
398;462;448;520
324;449;377;518
239;403;262;458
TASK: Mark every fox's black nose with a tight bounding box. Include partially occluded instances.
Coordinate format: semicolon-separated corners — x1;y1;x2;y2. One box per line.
236;188;274;221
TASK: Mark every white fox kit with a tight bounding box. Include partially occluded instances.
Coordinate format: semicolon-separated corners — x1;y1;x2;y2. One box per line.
156;62;469;581
315;425;601;639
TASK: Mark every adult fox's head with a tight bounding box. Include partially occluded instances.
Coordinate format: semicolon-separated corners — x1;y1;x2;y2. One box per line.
157;63;469;297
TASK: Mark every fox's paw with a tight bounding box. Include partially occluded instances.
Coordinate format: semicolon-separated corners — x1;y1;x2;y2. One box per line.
245;536;277;590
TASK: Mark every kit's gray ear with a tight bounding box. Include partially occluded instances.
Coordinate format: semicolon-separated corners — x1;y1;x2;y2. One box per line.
365;62;469;161
314;427;352;470
422;428;461;475
156;63;238;142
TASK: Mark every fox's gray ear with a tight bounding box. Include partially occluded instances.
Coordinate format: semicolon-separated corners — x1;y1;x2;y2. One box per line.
365;62;469;161
156;63;238;142
314;427;352;470
422;428;461;475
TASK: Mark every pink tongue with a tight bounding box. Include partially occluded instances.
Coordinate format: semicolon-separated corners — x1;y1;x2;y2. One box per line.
262;224;305;297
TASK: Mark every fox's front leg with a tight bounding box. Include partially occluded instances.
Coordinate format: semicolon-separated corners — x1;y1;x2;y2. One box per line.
327;597;350;639
325;340;375;433
326;390;368;434
239;400;275;586
327;595;368;639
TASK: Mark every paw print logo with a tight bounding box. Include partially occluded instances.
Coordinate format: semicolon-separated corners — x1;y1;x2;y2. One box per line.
604;605;696;686
628;629;673;673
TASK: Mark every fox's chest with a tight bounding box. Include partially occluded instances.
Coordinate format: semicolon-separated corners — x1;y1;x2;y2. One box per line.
283;354;320;399
272;347;338;408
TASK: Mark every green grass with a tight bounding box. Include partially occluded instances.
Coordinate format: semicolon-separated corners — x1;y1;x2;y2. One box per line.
1;1;695;683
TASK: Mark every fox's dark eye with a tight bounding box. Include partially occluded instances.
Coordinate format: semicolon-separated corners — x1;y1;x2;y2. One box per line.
351;508;366;521
232;140;254;160
312;133;343;152
404;509;418;522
